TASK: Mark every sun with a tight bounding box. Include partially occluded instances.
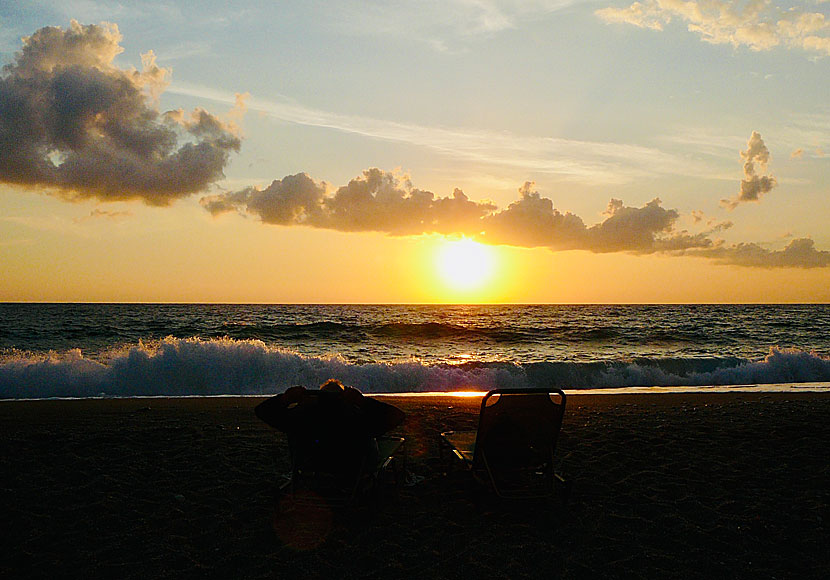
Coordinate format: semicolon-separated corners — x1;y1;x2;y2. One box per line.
436;238;495;293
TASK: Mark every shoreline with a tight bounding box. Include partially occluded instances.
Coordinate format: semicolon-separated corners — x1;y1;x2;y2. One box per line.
3;391;829;578
3;380;830;404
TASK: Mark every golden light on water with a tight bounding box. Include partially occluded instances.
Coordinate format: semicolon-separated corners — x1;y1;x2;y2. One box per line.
436;238;495;295
373;391;485;397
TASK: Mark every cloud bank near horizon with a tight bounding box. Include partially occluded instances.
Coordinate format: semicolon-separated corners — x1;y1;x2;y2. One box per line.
596;0;830;56
202;166;829;269
0;21;240;205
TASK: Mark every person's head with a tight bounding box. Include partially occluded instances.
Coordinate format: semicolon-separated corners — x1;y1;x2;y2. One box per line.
319;379;345;394
320;379;365;404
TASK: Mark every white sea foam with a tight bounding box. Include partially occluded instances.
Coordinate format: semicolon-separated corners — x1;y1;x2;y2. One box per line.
2;337;830;399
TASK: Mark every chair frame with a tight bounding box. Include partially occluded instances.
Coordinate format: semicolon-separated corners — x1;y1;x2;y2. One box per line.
283;434;405;506
441;388;566;499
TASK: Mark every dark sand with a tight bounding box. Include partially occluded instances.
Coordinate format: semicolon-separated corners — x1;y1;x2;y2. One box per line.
2;392;829;579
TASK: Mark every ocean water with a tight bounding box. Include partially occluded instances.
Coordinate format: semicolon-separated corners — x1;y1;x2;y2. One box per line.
1;303;829;399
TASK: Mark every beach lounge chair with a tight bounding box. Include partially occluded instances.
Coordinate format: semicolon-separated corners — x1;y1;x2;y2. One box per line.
440;388;566;499
255;384;406;505
284;431;405;505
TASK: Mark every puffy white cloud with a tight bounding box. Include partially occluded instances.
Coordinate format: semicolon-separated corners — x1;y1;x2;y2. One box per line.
721;131;777;209
596;0;830;56
0;21;241;205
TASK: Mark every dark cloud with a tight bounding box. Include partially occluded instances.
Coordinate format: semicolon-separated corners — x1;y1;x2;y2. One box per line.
202;168;496;236
721;131;777;210
325;169;496;235
690;211;733;233
201;172;327;223
209;175;712;254
694;238;830;269
205;169;829;269
478;182;587;248
481;183;712;254
586;197;697;253
0;21;240;205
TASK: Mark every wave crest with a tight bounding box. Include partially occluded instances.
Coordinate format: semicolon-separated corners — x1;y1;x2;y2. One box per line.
1;337;829;399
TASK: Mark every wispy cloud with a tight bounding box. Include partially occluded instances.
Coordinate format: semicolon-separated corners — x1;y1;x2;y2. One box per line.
1;214;95;238
29;0;143;22
35;0;199;27
154;40;213;62
73;208;134;223
0;237;33;248
171;82;706;185
784;110;830;155
660;126;748;157
596;0;830;56
664;114;830;177
321;0;584;50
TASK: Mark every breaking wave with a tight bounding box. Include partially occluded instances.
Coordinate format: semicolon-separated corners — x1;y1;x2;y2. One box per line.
2;337;830;399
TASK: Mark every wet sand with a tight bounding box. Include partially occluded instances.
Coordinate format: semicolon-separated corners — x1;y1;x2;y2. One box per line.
2;392;829;579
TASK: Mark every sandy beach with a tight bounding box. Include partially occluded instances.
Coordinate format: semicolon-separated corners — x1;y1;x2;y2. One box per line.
2;392;829;579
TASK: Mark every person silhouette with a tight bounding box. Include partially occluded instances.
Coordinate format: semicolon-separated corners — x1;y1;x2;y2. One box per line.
255;380;405;489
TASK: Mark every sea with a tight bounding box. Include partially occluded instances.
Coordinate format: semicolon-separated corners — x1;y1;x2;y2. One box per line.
1;303;830;399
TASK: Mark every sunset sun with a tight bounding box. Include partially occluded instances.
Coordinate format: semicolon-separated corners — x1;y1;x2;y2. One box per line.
436;238;495;293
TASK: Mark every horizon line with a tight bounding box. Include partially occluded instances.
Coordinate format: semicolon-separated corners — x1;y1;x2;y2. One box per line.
2;301;829;306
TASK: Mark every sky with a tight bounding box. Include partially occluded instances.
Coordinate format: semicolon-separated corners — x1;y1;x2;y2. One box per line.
0;0;828;303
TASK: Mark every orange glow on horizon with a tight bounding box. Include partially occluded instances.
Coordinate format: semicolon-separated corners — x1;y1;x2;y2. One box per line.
371;391;485;397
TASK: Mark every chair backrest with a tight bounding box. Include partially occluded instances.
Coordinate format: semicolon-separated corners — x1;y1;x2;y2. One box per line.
287;391;373;476
257;386;403;503
471;388;566;496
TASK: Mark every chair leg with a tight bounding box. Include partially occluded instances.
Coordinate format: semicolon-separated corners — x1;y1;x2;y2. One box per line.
555;474;572;505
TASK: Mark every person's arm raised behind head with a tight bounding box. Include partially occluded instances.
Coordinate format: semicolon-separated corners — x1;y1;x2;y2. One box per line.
254;386;312;432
